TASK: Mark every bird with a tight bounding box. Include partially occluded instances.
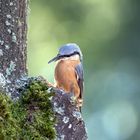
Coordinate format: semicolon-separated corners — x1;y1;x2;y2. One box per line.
48;43;84;110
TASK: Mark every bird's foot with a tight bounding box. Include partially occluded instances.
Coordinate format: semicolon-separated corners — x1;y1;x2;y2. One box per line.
77;98;83;108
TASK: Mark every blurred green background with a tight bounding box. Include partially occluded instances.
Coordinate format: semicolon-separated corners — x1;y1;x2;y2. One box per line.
28;0;140;140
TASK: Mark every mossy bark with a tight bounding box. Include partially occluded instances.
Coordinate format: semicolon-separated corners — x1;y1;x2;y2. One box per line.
0;78;88;140
0;78;56;140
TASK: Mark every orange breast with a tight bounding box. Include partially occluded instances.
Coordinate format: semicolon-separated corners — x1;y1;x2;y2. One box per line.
55;59;80;98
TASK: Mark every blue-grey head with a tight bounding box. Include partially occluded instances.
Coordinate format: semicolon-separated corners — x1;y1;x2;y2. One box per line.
48;43;83;63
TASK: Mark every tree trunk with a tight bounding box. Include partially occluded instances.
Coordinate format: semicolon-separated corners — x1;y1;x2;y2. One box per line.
0;0;28;98
0;1;88;139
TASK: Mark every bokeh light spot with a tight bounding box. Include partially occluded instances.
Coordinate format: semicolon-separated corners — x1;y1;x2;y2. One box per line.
102;101;138;140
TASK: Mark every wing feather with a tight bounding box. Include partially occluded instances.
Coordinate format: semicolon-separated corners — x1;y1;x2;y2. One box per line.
75;63;84;99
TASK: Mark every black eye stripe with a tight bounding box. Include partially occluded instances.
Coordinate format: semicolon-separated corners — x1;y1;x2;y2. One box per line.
59;52;80;58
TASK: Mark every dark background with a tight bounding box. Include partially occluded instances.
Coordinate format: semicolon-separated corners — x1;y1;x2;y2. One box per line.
28;0;140;139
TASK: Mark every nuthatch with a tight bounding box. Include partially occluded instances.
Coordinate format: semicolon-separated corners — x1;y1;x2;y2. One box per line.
48;43;84;109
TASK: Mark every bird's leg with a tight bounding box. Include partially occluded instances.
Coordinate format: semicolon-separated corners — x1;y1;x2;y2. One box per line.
77;98;83;107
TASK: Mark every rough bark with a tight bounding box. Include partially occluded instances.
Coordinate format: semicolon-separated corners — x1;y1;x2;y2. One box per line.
0;0;28;98
52;88;88;140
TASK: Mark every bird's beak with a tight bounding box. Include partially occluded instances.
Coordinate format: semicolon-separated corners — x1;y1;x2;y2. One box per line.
48;55;60;64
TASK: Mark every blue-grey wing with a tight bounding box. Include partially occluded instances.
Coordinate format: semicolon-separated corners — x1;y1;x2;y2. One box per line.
75;63;84;99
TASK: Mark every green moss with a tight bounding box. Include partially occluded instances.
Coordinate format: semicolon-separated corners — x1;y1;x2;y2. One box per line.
0;79;56;140
0;93;20;139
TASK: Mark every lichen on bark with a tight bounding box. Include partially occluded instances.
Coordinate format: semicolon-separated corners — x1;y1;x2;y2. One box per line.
52;88;88;140
0;0;28;97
